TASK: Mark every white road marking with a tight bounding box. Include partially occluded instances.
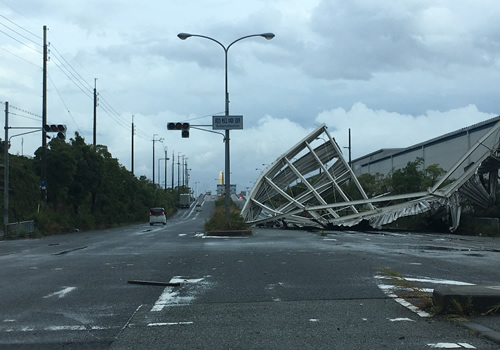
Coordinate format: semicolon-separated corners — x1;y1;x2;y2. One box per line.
376;274;475;318
403;277;474;286
147;322;193;326
389;318;414;322
427;343;475;349
377;284;431;317
151;276;205;312
375;275;474;286
43;287;76;299
2;325;118;332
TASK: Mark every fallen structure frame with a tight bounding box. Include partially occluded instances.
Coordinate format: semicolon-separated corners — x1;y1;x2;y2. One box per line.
242;121;500;231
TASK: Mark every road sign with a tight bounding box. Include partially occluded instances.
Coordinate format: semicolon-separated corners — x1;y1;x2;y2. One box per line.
212;115;243;130
217;184;224;195
217;184;237;195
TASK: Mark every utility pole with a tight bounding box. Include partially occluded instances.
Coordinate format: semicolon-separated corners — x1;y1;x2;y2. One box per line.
164;148;168;191
93;78;97;146
152;135;163;185
171;151;175;190
348;128;352;168
41;25;48;204
131;115;134;174
152;134;157;185
177;153;181;189
182;155;185;188
4;102;9;237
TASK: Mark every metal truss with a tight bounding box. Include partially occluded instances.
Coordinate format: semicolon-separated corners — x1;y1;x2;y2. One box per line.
242;121;500;231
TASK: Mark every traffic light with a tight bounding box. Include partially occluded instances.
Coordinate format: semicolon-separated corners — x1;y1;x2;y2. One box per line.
43;124;67;140
167;122;190;138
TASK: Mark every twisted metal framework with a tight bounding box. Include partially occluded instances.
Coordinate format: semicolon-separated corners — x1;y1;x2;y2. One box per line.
242;121;500;231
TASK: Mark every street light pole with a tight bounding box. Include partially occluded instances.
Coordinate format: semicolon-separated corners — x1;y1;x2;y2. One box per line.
152;134;164;185
178;32;275;223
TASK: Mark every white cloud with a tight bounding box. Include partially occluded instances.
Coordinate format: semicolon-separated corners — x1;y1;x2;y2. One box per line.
1;0;500;196
316;103;497;159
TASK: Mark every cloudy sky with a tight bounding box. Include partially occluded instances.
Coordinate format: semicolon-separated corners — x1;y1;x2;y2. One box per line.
1;0;500;195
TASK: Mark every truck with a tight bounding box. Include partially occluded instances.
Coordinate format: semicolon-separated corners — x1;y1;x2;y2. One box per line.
179;193;191;208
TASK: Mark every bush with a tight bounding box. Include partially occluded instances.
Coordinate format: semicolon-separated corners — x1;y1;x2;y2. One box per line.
205;198;249;231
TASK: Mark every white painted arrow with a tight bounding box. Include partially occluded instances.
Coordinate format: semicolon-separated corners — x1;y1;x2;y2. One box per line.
43;287;76;299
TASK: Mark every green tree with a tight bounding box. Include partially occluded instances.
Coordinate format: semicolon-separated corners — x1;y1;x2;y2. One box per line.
34;138;77;210
68;133;103;214
391;158;425;194
423;163;447;189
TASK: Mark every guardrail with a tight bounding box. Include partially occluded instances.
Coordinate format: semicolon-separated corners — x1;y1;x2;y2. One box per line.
3;220;35;238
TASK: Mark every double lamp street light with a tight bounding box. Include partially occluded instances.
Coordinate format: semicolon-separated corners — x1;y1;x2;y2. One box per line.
177;31;275;223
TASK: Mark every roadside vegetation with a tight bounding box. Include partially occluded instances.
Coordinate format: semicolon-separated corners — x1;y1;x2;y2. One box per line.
1;133;184;237
2;137;499;238
204;197;250;232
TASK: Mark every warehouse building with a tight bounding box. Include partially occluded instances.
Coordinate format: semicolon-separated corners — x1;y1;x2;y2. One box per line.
351;116;500;177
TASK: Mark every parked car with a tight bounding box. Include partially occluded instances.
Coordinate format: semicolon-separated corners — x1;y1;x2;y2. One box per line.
149;207;166;225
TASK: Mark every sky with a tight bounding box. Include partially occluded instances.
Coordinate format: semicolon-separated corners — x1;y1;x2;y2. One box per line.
1;0;500;196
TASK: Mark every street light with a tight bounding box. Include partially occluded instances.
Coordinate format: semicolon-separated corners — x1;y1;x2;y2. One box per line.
178;32;275;223
195;181;200;198
152;134;163;185
158;158;168;189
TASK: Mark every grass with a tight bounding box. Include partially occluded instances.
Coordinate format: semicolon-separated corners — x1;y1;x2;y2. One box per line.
378;267;436;314
204;198;250;232
484;303;500;316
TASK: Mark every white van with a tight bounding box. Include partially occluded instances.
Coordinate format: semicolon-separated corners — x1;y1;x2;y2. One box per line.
149;208;166;225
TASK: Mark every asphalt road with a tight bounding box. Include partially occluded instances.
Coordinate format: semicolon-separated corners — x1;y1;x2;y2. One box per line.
1;195;499;349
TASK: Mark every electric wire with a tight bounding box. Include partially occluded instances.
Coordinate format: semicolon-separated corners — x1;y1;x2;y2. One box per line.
9;104;42;119
47;73;82;133
0;27;42;54
50;51;93;99
0;46;40;68
0;11;162;147
0;19;40;47
50;44;94;91
0;1;44;34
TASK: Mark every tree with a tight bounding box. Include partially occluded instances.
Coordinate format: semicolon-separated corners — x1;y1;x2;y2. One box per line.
391;158;425;194
68;133;103;214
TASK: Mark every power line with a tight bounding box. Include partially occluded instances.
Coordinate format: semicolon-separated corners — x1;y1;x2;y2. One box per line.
9;104;42;119
50;57;93;100
0;46;40;68
0;14;41;40
0;18;41;47
0;27;42;54
7;111;41;122
0;11;148;147
50;44;94;91
47;73;82;133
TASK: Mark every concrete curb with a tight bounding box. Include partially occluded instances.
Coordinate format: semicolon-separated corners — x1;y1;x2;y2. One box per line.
433;285;500;314
462;322;500;345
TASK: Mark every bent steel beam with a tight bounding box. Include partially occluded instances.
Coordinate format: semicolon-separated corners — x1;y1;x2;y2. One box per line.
242;121;500;231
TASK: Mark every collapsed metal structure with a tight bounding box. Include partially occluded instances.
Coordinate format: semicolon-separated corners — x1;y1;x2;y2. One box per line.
241;122;500;231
